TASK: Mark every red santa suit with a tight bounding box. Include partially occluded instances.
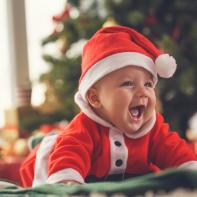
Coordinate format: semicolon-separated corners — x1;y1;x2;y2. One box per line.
20;106;197;187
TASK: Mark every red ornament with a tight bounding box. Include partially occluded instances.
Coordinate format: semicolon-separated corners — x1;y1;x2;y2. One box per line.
145;15;158;25
52;6;71;22
171;25;181;40
39;124;56;134
145;9;158;25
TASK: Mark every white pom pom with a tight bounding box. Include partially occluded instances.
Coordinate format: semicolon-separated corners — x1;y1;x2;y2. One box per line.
155;54;177;78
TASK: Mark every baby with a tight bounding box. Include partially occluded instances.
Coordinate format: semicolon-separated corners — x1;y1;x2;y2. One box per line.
20;26;197;187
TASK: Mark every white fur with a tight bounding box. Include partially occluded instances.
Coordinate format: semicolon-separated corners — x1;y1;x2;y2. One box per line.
155;54;177;78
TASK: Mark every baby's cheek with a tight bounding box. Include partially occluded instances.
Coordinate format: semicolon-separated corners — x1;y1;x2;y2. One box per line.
150;99;156;111
150;92;157;106
146;99;156;116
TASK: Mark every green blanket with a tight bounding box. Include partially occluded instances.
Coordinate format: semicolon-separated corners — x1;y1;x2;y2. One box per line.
1;168;197;197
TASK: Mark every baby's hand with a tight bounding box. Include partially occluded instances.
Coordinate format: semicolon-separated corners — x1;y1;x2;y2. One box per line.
61;180;80;185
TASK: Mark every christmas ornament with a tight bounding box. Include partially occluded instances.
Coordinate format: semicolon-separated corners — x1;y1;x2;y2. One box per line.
102;17;118;27
52;6;71;22
145;9;158;25
171;25;181;40
13;138;29;157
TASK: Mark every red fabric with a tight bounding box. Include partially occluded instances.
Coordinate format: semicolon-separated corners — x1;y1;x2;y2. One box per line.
0;157;24;186
49;115;111;179
20;145;39;187
20;112;197;187
80;26;161;83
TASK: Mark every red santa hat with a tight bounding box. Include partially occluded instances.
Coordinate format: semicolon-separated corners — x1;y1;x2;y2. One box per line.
77;25;177;100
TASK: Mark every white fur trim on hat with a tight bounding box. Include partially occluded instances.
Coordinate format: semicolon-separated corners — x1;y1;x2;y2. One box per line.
155;54;177;78
79;52;157;100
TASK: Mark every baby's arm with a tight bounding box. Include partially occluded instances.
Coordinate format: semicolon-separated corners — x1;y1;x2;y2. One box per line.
47;129;94;184
150;120;197;169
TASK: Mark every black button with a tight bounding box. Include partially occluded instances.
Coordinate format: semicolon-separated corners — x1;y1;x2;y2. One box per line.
115;159;123;167
114;141;122;147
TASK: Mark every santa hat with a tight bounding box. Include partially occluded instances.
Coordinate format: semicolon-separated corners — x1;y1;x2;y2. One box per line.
76;25;177;101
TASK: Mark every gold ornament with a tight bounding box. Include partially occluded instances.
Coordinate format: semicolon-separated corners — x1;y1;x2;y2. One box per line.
102;17;119;28
13;138;29;157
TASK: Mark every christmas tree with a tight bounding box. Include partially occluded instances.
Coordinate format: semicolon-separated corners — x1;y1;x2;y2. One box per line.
30;0;196;137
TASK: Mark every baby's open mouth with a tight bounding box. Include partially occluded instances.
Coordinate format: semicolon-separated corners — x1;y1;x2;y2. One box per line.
129;105;145;119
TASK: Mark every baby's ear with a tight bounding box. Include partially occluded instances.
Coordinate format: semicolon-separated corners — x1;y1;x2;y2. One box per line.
86;88;101;108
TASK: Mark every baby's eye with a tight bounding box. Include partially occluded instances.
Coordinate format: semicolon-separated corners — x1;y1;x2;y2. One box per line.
144;81;154;88
121;81;135;87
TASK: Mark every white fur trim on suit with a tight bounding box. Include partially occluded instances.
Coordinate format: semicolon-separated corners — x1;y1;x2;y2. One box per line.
33;132;85;186
75;92;114;128
47;168;84;184
79;52;157;100
33;133;58;187
109;128;128;174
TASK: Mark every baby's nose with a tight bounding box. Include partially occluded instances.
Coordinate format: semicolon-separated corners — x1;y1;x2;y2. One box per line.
136;86;148;97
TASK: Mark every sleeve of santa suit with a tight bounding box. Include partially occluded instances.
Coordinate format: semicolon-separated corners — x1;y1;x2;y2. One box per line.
45;126;94;184
20;144;40;187
150;113;197;170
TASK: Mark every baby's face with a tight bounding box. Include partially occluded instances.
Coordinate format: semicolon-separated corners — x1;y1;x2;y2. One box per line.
88;66;156;135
